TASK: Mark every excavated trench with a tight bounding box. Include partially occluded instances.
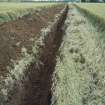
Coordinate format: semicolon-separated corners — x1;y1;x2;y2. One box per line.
9;5;69;105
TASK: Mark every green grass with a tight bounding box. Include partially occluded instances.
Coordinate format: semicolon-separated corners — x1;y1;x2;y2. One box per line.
75;3;105;19
75;3;105;30
52;6;105;105
0;3;57;23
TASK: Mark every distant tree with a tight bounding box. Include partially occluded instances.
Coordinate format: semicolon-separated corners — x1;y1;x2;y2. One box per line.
81;0;86;2
89;0;97;2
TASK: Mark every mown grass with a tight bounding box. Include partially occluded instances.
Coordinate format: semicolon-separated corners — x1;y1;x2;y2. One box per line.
75;3;105;31
0;3;57;23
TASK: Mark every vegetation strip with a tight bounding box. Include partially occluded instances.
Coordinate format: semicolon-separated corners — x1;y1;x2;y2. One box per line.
0;3;59;24
74;3;105;31
52;5;105;105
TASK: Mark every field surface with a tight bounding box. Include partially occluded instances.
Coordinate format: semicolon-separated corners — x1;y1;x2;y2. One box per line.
0;2;105;105
0;4;66;105
0;3;57;23
76;3;105;16
0;3;54;11
52;5;105;105
75;3;105;22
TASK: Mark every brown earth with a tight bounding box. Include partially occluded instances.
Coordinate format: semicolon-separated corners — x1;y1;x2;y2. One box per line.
0;5;65;77
8;5;68;105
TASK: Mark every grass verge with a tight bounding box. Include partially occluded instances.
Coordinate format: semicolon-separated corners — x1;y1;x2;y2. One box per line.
52;6;105;105
74;3;105;31
0;3;61;24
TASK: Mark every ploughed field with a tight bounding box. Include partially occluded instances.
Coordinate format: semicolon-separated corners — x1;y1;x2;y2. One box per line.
0;3;105;105
0;3;57;23
0;3;67;105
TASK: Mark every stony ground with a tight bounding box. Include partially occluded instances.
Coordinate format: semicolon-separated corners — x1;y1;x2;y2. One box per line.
52;5;105;105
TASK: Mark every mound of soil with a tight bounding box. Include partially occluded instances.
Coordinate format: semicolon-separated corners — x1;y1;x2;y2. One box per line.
0;5;64;77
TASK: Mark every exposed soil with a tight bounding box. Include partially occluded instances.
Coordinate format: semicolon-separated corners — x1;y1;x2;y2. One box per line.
5;4;105;105
3;4;104;105
0;5;65;77
6;5;68;105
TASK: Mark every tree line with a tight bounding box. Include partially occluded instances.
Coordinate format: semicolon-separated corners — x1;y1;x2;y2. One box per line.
81;0;105;2
0;0;32;2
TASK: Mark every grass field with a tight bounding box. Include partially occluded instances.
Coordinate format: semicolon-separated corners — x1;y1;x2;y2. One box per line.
75;3;105;29
0;3;57;23
52;5;105;105
75;3;105;19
